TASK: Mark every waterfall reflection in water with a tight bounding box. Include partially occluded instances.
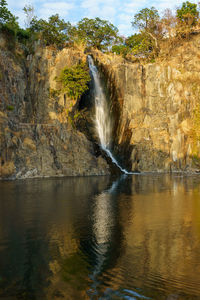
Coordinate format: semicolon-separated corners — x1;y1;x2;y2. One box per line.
1;175;200;299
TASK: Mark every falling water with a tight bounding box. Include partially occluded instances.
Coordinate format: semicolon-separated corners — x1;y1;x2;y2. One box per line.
88;55;132;174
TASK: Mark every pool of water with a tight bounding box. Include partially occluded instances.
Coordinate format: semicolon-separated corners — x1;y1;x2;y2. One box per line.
0;174;200;299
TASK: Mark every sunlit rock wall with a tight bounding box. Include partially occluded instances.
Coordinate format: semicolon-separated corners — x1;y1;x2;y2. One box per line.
0;43;109;179
93;36;200;172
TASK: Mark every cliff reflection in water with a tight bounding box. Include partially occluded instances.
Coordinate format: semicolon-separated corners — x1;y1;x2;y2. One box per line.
1;175;200;299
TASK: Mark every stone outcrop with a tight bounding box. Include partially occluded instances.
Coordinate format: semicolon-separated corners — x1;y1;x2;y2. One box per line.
93;35;200;172
0;43;109;179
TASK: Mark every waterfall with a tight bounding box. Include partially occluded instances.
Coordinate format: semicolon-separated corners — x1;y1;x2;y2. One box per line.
88;55;132;175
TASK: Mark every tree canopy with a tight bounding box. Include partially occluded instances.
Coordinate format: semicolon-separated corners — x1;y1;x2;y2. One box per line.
125;33;152;55
1;0;200;59
71;17;120;50
176;1;199;26
131;7;161;56
0;0;18;25
132;7;160;33
30;14;71;47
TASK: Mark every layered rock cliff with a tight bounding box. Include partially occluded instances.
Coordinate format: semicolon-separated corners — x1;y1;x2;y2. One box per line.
1;34;200;178
93;34;200;173
0;42;109;179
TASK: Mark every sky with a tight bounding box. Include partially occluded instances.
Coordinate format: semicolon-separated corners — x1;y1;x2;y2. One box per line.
6;0;199;36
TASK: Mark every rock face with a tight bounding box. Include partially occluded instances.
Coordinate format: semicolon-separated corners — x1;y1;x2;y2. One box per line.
93;35;200;172
0;43;109;179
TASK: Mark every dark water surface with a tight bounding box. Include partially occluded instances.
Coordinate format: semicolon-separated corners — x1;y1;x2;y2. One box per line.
1;175;200;299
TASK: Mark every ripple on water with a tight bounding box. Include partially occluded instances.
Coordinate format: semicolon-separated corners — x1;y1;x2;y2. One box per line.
1;175;200;300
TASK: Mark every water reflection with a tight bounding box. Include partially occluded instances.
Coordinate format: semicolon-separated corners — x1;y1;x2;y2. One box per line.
1;175;200;299
88;176;126;298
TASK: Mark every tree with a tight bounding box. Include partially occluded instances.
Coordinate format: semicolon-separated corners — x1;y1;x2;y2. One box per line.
132;7;160;32
0;0;19;49
125;33;152;55
0;0;18;27
176;1;199;26
30;14;71;47
74;17;120;50
58;62;90;102
23;5;35;28
161;9;177;38
111;44;129;56
132;7;161;55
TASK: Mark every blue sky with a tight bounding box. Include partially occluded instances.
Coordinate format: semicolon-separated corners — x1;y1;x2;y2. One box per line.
6;0;199;36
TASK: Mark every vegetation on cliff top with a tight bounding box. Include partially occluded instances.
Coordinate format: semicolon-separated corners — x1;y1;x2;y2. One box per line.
0;0;200;59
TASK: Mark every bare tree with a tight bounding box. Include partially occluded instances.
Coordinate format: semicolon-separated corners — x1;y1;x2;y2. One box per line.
23;4;34;28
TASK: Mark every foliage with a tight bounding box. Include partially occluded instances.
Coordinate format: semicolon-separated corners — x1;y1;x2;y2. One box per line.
0;23;16;49
125;33;153;55
0;0;18;26
0;0;19;46
132;7;160;33
0;0;28;49
58;62;90;101
30;14;71;47
49;88;60;98
71;17;120;50
16;28;31;44
176;1;199;26
111;44;129;56
6;105;14;111
132;7;161;56
67;108;87;128
1;0;200;59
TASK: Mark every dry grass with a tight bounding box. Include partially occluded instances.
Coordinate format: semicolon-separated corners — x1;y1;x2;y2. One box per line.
23;137;37;151
0;161;15;177
72;40;87;53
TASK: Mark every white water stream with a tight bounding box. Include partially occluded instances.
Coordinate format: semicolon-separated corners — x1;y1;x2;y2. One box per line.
88;55;132;175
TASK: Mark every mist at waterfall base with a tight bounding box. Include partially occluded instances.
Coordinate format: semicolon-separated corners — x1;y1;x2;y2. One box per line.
88;55;133;175
1;175;200;299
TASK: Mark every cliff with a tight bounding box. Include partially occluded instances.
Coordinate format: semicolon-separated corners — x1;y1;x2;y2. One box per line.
93;34;200;173
2;34;200;178
0;42;109;179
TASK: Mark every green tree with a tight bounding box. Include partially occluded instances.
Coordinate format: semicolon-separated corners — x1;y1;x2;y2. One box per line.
16;28;31;44
0;0;19;49
176;1;199;26
73;17;119;50
125;33;152;55
0;0;17;25
58;62;90;102
30;14;71;47
132;7;161;55
132;7;160;32
111;44;129;56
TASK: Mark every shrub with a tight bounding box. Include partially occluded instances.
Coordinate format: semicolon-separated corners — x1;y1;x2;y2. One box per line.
58;62;90;102
6;105;14;111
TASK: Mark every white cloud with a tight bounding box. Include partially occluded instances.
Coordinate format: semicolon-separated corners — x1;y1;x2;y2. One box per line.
7;0;27;9
38;2;75;19
117;13;133;35
80;0;118;22
123;0;148;14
